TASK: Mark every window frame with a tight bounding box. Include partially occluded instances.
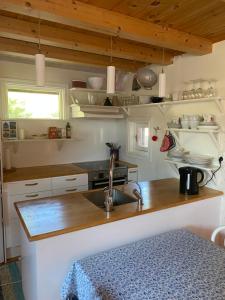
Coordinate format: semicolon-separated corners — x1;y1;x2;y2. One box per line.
126;117;152;160
0;79;67;120
135;122;149;152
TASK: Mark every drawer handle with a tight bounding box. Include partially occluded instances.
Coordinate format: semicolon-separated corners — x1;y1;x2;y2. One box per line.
25;194;39;198
66;188;77;192
129;171;137;174
25;183;38;186
65;178;77;181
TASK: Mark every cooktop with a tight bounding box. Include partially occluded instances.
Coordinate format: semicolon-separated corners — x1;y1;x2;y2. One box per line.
74;160;127;171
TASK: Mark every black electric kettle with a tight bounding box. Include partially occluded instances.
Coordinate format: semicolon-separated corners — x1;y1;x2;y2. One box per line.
179;167;204;195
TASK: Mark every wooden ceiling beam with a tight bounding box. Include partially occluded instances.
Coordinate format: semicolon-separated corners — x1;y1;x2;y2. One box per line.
0;0;212;55
0;37;146;71
0;15;175;65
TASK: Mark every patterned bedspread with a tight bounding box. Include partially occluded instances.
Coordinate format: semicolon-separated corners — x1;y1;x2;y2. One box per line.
61;229;225;300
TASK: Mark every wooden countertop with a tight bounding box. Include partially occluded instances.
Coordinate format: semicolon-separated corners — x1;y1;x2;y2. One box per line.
3;161;137;182
15;178;223;242
3;164;86;182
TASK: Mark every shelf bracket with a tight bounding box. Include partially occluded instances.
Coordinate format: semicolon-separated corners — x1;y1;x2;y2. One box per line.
56;140;64;151
169;129;182;147
121;106;129;116
208;132;221;151
12;143;19;154
157;104;168;118
215;98;225;114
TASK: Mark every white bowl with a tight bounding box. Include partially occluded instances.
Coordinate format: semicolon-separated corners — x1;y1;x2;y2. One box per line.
88;77;104;90
139;96;150;104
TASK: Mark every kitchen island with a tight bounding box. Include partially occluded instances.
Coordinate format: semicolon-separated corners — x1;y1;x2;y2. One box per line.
15;178;223;300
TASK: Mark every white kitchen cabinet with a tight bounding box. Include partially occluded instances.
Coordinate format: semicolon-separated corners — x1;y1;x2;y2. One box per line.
128;168;138;182
4;173;88;258
6;191;52;220
52;174;88;189
4;178;52;195
52;185;88;196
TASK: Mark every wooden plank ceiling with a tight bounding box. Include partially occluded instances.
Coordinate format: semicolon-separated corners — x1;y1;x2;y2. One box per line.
0;0;225;71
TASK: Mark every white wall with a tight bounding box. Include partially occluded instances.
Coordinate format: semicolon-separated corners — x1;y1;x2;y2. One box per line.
122;41;225;188
2;41;225;189
0;59;125;167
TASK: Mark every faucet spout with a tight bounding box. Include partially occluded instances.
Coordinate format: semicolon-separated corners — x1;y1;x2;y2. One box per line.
109;152;115;198
132;183;144;210
104;152;116;212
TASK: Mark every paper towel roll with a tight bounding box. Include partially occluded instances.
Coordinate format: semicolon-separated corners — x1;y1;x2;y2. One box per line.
107;66;115;94
35;53;45;86
19;128;25;140
5;148;11;170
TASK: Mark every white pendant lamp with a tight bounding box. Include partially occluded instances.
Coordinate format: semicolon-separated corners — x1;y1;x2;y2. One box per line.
35;53;45;86
107;36;115;94
159;48;166;98
107;66;115;94
159;70;166;97
35;18;45;86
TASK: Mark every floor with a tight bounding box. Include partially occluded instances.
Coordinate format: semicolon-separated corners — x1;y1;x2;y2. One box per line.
0;262;24;300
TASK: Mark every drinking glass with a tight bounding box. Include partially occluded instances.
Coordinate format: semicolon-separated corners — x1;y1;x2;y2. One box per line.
206;80;217;98
189;80;196;99
182;82;189;100
195;79;204;98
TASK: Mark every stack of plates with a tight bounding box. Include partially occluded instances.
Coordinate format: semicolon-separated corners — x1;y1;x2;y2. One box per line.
168;149;189;161
184;154;213;166
198;122;219;130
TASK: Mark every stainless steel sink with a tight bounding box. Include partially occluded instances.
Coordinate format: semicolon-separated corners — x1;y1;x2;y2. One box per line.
82;189;136;210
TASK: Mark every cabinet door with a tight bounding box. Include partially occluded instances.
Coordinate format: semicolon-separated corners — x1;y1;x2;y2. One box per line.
6;190;52;220
128;168;138;182
5;217;20;249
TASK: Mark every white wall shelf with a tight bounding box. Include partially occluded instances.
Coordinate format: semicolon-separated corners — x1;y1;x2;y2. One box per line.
70;89;225;119
127;97;225;117
165;158;219;174
3;138;78;151
71;104;125;119
3;138;76;143
69;87;155;97
167;127;222;150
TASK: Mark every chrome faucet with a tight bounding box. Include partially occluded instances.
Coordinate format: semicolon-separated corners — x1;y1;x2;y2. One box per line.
104;152;115;212
132;182;144;210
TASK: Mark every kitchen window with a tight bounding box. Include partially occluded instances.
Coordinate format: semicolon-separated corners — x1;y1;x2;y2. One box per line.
127;119;151;158
135;123;149;152
1;82;66;120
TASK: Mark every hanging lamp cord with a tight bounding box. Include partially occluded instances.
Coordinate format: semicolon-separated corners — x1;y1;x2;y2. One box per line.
38;16;41;53
162;48;165;73
110;36;112;64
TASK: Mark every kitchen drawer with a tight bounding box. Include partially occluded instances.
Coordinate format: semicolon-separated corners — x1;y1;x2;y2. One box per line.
128;168;138;182
4;178;52;195
52;174;88;189
52;185;88;196
6;190;52;219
